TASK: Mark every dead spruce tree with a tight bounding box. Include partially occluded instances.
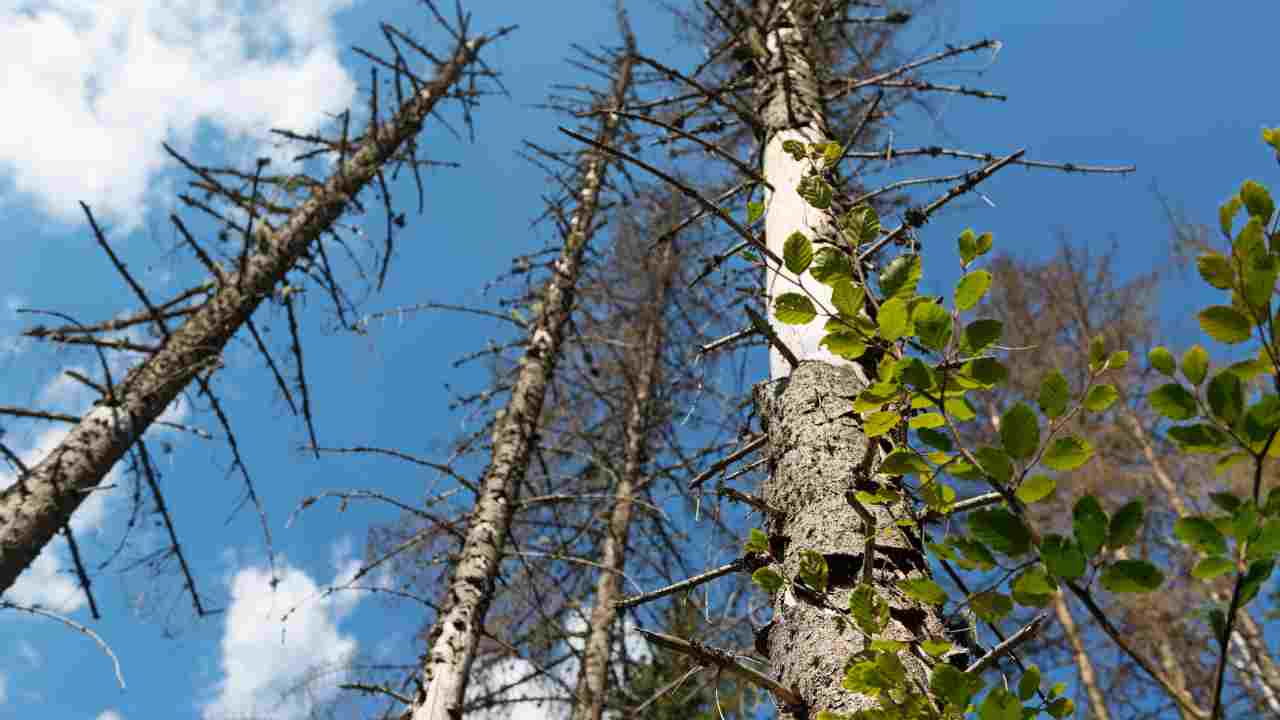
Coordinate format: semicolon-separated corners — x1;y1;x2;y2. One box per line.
0;10;506;611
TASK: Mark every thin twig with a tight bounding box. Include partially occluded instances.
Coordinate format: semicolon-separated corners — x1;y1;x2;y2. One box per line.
637;629;803;708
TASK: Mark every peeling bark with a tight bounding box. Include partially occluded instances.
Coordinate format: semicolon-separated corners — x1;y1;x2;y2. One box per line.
412;53;635;720
0;34;492;596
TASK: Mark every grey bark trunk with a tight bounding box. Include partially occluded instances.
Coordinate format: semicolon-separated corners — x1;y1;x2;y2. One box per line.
412;54;635;720
753;1;942;715
569;243;673;720
0;34;490;595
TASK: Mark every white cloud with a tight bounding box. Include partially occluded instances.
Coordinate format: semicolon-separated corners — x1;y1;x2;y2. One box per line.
96;710;123;720
202;556;360;720
0;0;359;233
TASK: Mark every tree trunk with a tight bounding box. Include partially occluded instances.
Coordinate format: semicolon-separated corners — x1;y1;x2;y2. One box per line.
570;242;673;720
412;52;635;720
0;33;491;596
752;2;942;715
1052;593;1112;720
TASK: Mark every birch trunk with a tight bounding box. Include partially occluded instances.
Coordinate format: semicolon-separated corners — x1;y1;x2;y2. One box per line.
0;34;491;595
753;1;942;715
412;53;635;720
570;242;673;720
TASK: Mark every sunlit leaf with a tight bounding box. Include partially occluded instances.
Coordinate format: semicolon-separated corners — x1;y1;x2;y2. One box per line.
1016;474;1056;504
1148;383;1198;421
878;297;910;341
774;293;817;324
1207;370;1244;424
1182;344;1209;385
1043;436;1093;471
1199;305;1253;344
831;279;865;317
1197;252;1235;290
1038;370;1070;419
1149;346;1176;376
898;577;947;605
1084;384;1119;412
783;231;812;274
913;301;953;351
1175;516;1228;556
955;270;993;311
879;254;921;299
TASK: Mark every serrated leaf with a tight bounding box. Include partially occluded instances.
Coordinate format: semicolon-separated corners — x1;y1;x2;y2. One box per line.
1039;370;1070;419
811;247;854;286
1100;560;1164;593
898;577;947;605
879;254;921;300
820;332;867;360
1149;346;1177;376
1175;516;1228;556
1041;534;1087;579
1073;495;1109;557
1148;383;1198;421
1207;370;1244;424
1016;474;1057;504
774;293;817;324
849;585;890;635
960;318;1003;355
797;175;832;209
878;296;910;341
831;279;865;317
1109;500;1145;549
1084;384;1119;412
1199;305;1253;344
1043;436;1093;471
783;231;813;274
970;508;1032;557
1182;344;1209;385
955;270;993;311
1000;402;1040;460
1192;557;1234;580
913;301;953;351
864;410;901;438
1197;252;1235;290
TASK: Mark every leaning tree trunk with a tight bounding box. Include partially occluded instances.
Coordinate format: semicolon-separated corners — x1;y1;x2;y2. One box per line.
411;50;636;720
0;32;493;596
570;238;675;720
752;1;943;716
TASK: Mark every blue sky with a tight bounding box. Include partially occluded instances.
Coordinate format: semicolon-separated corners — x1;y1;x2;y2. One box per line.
0;2;1277;719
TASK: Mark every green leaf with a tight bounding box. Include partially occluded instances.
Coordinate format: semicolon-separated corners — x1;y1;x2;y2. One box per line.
965;357;1009;387
1182;344;1210;385
1073;495;1109;558
797;549;829;592
1192;556;1234;580
1016;474;1057;504
1197;252;1235;290
843;205;880;246
1043;436;1093;471
1149;346;1177;376
1221;195;1243;238
1148;383;1198;421
781;139;806;160
1239;560;1275;607
849;585;890;635
1041;534;1087;579
1109;500;1145;549
744;528;770;555
945;395;977;422
1109;350;1131;370
1039;370;1071;419
797;175;832;209
774;293;817;324
783;231;813;274
1000;402;1040;460
913;301;953;351
1243;252;1279;311
1207;370;1245;424
979;687;1022;720
1011;565;1057;607
1247;518;1280;563
955;270;993;311
974;446;1014;484
917;427;953;451
811;247;854;286
960;318;1003;355
1048;697;1076;719
969;508;1033;557
752;567;784;594
1199;305;1253;344
1174;516;1228;555
878;297;910;341
879;254;921;300
1167;423;1232;453
921;639;954;658
1241;179;1276;224
976;231;993;256
1084;384;1119;412
746;201;765;224
958;228;978;266
931;664;983;710
1018;665;1042;701
879;449;930;475
1089;335;1108;372
863;410;900;438
898;577;947;605
1099;560;1164;593
970;590;1014;622
831;279;865;317
821;332;867;361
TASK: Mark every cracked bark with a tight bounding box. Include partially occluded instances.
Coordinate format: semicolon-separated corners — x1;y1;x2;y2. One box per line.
411;53;635;720
0;33;490;596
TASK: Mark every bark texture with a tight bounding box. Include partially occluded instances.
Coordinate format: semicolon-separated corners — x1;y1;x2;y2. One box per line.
0;34;490;596
412;53;635;720
570;243;673;720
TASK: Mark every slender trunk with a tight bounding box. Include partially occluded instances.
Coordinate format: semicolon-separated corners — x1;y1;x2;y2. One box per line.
412;53;635;720
753;3;941;715
0;33;491;594
1053;592;1111;720
570;244;674;720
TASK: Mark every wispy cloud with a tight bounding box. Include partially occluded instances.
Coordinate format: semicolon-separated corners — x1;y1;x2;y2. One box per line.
0;0;359;233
